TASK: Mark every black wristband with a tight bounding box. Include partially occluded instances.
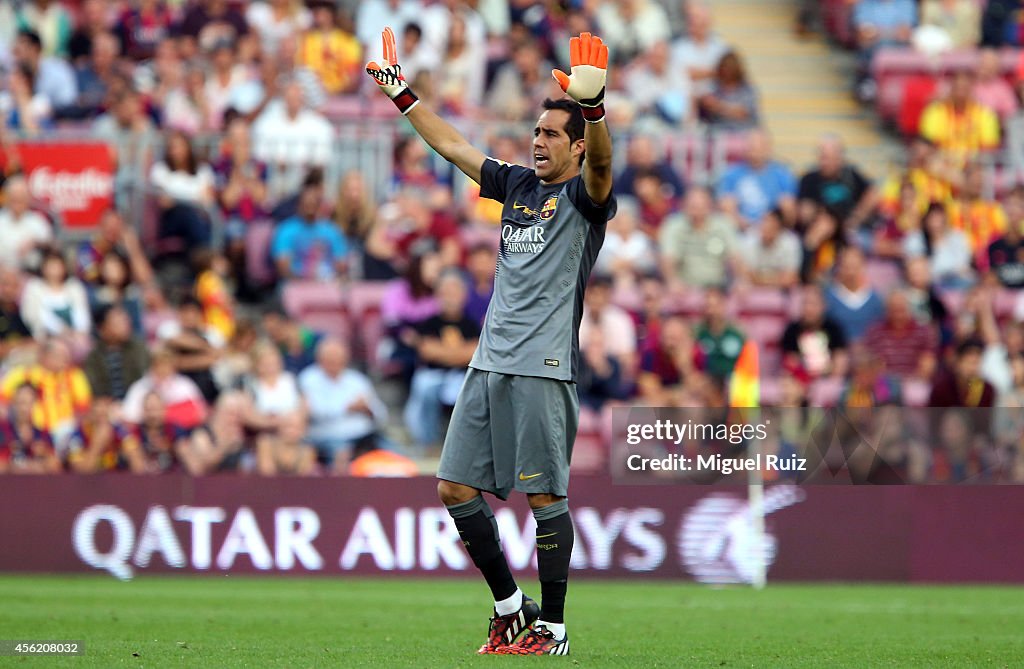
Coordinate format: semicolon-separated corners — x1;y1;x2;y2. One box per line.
393;87;420;115
581;103;605;123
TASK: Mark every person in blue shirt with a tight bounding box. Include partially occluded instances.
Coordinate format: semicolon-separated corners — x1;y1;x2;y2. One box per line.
716;128;797;228
271;181;349;280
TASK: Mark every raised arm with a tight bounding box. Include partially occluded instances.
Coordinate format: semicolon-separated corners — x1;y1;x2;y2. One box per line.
553;32;613;204
366;27;486;184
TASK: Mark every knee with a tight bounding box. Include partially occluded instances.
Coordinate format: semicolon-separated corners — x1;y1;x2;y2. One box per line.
437;479;478;506
527;493;564;510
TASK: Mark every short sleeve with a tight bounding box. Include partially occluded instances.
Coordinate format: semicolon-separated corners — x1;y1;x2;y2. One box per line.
270;223;293;260
565;176;617;226
479;158;532;204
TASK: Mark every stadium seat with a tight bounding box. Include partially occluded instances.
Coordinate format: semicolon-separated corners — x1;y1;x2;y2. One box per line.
282;280;346;319
759;377;783;406
348;281;395;373
866;259;903;291
743;315;788;350
244;220;276;288
994;289;1019;324
664;288;706;318
902;378;932;408
734;288;789;316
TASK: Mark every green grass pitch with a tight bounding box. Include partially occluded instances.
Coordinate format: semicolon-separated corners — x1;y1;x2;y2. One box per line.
0;576;1022;667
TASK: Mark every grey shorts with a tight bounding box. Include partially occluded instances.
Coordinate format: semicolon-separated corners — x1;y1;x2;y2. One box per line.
437;368;579;500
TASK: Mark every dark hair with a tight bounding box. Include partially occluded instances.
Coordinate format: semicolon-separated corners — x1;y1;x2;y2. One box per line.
406;251;437;299
716;51;746;86
956;338;985;357
13;62;35;88
542;98;586;166
17;30;43;52
179;295;203;310
921;202;947;257
404;22;423;40
166;131;198;175
40;248;69;282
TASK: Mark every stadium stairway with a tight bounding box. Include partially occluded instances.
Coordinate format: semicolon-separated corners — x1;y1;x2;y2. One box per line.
707;0;902;178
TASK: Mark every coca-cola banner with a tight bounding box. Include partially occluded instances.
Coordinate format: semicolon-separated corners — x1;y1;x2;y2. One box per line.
16;143;115;228
0;476;1021;582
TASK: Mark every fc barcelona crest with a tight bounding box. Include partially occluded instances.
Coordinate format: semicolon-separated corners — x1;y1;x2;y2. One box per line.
540;194;558;220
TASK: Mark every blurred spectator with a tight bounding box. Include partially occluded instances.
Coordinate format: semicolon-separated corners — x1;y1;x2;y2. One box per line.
272;181;349;281
577;325;628;410
127;391;189;473
596;198;658;282
87;252;145;337
84;305;149;402
177;0;250;53
824;246;885;342
253;78;334;175
163;64;214;134
241;340;303;434
1;63;53;133
626;41;693;127
21;249;91;352
194;250;236;342
394;22;438;85
919;0;980;50
863;290;939;380
156;297;223;404
874;179;923;259
355;0;423;51
16;0;73;58
403;270;479;448
70;31;121;119
853;0;917;60
671;1;729;97
579;275;638;381
659;186;738;289
1;338;92;447
903;203;975;289
737;208;801;289
947;163;1006;268
256;410;317;475
419;0;486;56
116;0;174;61
800;208;847;284
335;170;377;245
0;175;53;272
694;287;745;380
75;209;153;291
92;88;154;165
972;48;1017;121
262;308;321;375
203;41;249;129
212;319;258;391
187;391;249;474
903;256;949;330
633;168;680;232
12;29;77;110
981;0;1022;47
487;39;554;122
0;266;33;363
595;0;671;66
781;285;849;379
878;137;953;220
392;137;451;191
298;2;362;95
121;347;208;430
299;337;387;466
381;249;442;378
698;51;759;131
717;128;797;228
437;14;485;115
919;71;1000;165
797;135;877;232
614;134;686;200
214;118;270;290
0;383;60;474
839;349;902;409
65;398;143;473
988;187;1024;289
930;339;996;408
150;131;216;253
246;0;311;56
464;243;496;325
637;315;703;405
68;0;111;64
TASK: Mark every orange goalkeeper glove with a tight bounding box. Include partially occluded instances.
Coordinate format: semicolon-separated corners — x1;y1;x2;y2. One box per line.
551;32;609;123
365;26;420;115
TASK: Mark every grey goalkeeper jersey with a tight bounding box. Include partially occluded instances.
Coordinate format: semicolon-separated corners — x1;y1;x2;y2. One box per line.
470;158;617;382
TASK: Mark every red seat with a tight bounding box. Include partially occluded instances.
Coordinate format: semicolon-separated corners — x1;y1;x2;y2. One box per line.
301;310;352;339
902;378;931;408
743;315;788;349
664;288;706;318
348;281;395;373
897;75;939;136
734;288;788;316
809;376;844;408
244;219;276;287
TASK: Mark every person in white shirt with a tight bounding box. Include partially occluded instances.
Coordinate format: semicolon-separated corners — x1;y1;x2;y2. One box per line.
298;337;387;466
738;208;802;288
0;175;52;272
20;249;91;355
355;0;423;53
595;197;658;280
245;0;311;56
626;40;693;126
242;340;303;433
578;274;639;383
252;78;333;195
595;0;671;65
150;131;216;250
671;1;729;97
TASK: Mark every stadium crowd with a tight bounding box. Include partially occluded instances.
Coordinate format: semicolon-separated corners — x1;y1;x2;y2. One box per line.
0;0;1022;483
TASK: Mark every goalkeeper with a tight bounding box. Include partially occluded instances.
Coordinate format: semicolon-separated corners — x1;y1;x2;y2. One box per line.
367;28;616;656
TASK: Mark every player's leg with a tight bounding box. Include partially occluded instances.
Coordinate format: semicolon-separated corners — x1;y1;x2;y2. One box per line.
498;376;578;656
437;369;539;653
